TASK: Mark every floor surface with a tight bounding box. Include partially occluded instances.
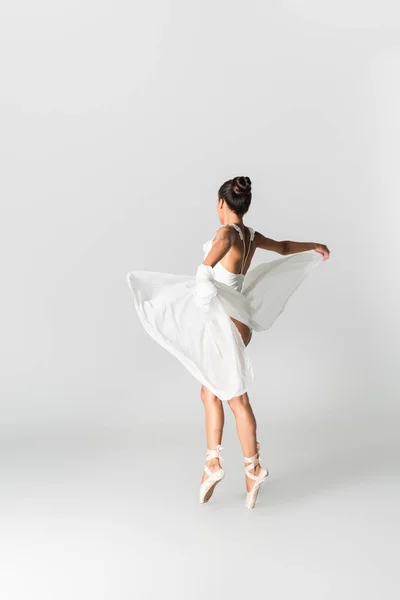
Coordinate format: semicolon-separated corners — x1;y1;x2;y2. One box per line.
1;414;398;600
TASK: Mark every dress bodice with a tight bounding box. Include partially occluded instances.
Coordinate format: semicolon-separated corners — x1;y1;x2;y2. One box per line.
203;224;255;293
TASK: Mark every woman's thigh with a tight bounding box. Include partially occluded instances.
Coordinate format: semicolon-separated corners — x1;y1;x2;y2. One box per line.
230;317;252;346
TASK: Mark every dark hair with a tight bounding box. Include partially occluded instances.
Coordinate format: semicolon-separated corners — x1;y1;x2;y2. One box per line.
218;176;252;216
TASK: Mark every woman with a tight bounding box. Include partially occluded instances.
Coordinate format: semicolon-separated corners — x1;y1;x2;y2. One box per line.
126;176;330;509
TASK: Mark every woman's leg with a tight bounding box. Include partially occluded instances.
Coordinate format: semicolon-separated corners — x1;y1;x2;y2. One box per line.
200;384;225;484
228;318;263;492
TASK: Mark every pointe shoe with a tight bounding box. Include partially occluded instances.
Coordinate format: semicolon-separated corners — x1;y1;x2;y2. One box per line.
199;444;225;504
244;442;269;509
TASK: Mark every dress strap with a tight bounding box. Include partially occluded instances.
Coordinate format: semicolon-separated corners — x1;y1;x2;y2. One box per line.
230;223;244;241
229;224;254;274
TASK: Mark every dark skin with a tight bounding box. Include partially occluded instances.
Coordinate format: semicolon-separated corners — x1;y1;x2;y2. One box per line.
203;198;330;343
200;196;330;493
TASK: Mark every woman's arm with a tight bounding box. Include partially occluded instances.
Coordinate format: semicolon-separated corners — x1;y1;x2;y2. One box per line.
255;231;286;255
256;231;330;261
203;225;233;267
194;226;233;311
283;239;330;260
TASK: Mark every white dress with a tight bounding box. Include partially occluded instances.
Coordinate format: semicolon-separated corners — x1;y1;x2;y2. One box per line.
126;224;323;401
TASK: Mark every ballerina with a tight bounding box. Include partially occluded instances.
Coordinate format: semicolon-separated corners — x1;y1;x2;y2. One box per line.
126;175;330;508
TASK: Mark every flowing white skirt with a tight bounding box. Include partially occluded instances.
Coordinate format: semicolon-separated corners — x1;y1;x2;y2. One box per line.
126;250;323;401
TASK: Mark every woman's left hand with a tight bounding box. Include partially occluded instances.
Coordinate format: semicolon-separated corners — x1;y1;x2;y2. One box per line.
314;243;330;261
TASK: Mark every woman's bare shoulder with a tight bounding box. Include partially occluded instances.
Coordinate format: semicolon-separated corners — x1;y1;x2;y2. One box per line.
211;224;234;244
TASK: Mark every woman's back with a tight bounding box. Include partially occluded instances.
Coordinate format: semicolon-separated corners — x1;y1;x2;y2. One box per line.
203;224;257;292
219;224;256;276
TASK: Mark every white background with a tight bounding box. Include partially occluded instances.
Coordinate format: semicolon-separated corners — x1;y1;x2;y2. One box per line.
1;2;399;599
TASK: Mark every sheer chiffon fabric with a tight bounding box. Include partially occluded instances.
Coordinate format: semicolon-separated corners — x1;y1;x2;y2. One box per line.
126;231;323;401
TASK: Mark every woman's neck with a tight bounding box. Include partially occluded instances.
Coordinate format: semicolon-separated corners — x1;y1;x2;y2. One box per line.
223;214;243;226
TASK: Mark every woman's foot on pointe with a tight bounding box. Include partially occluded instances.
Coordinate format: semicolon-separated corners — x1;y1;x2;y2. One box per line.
243;442;269;509
201;458;222;484
245;462;264;492
199;445;225;504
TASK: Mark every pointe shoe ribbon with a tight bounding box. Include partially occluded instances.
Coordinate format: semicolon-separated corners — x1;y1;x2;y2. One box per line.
244;442;266;481
199;444;225;504
204;445;224;478
206;444;224;461
244;442;269;509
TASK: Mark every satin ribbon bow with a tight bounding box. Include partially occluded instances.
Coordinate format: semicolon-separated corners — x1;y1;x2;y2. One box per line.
206;444;224;462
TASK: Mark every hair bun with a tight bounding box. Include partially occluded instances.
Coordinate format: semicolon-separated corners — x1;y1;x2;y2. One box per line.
232;176;252;196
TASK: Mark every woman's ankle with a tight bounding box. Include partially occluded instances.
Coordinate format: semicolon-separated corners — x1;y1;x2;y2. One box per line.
206;458;221;470
246;464;262;477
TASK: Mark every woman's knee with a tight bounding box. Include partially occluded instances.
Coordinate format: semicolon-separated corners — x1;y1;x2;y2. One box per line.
200;384;219;405
228;393;251;415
